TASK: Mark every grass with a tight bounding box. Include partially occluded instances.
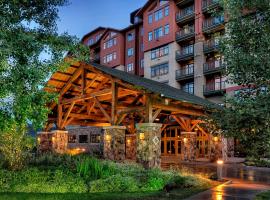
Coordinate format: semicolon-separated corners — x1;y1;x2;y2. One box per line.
0;188;208;200
256;190;270;200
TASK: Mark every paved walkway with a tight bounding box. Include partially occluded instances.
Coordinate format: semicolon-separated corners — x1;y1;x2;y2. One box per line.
162;161;270;200
185;163;270;200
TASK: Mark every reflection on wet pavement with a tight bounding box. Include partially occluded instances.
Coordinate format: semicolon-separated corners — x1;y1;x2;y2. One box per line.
162;162;270;200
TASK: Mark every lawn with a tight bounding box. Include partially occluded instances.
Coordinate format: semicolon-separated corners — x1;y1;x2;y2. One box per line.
256;190;270;200
0;154;217;200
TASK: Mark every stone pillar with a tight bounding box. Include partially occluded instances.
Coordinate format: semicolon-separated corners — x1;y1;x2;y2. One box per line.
181;132;197;161
102;126;126;161
125;134;136;160
37;132;53;153
194;41;205;98
136;123;162;169
51;130;68;154
221;137;228;162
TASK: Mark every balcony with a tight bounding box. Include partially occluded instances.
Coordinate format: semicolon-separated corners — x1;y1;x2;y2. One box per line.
176;49;194;62
203;16;225;34
203;60;225;75
176;0;194;6
204;82;226;97
176;27;195;42
175;68;194;81
203;39;220;54
202;0;220;13
176;7;195;24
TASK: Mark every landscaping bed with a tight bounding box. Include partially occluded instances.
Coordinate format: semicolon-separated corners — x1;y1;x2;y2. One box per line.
0;154;217;199
256;190;270;200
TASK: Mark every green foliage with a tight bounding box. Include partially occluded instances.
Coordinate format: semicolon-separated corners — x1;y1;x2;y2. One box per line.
208;0;270;158
76;157;104;180
0;168;87;193
89;174;139;193
256;190;270;200
245;157;270;168
0;123;34;170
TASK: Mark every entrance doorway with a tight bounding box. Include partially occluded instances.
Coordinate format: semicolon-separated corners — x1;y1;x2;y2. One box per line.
161;126;182;157
196;131;210;158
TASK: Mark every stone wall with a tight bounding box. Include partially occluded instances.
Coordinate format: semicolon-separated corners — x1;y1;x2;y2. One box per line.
181;132;197;161
37;132;53;153
67;127;102;155
136;123;162;169
125;134;136;160
102;126;126;161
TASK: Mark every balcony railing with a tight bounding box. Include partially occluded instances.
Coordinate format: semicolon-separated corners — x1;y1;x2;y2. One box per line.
175;67;194;81
204;82;226;96
203;60;225;75
202;0;220;12
203;16;224;33
203;39;220;53
175;26;195;42
176;6;195;24
176;48;194;62
176;0;194;6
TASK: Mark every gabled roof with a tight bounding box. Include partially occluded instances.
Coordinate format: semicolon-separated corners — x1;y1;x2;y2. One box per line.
89;62;218;109
81;26;107;42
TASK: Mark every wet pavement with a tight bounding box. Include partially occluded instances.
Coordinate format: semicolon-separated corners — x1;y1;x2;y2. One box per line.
162;162;270;200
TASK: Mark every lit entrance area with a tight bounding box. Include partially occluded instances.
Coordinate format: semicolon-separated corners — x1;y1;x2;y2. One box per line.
161;126;182;157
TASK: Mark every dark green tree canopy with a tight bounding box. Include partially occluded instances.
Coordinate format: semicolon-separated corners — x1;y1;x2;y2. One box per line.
0;0;87;130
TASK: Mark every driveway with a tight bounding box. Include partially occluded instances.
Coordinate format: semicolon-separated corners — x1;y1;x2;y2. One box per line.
162;162;270;200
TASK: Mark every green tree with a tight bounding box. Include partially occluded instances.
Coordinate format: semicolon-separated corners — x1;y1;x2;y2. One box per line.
210;0;270;158
0;0;88;169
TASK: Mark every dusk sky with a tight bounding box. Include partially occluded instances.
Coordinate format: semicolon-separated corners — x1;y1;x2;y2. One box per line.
57;0;147;39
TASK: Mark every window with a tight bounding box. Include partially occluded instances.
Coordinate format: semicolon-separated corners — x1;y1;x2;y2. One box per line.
96;34;101;42
104;52;116;63
183;63;194;75
215;76;226;90
127;48;134;57
79;135;88;143
127;63;134;72
151;45;169;60
154;27;163;39
127;32;134;41
182;44;194;55
148;32;153;41
151;63;169;77
140;59;144;68
148;14;153;24
154;9;163;21
90;135;101;143
68;135;76;143
183;82;194;94
164;24;170;35
88;38;94;46
165;6;169;16
104;38;117;49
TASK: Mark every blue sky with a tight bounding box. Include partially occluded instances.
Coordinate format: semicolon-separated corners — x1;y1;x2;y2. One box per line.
57;0;147;39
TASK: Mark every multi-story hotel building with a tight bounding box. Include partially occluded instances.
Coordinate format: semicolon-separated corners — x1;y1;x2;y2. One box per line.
81;0;236;104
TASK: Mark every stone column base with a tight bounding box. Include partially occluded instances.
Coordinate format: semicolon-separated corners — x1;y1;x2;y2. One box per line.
125;134;136;160
136;123;162;169
102;126;126;161
37;132;53;153
181;132;197;161
51;130;68;154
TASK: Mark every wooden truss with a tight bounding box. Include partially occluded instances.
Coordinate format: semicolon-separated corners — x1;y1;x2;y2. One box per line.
45;62;207;130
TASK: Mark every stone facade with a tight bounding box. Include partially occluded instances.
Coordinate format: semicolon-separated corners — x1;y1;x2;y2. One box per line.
125;134;136;160
37;132;53;153
102;126;126;161
136;123;162;169
67;127;102;155
181;132;197;161
51;130;68;154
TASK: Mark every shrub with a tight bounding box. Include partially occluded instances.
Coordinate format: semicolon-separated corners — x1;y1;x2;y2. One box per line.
89;174;139;193
0;168;87;193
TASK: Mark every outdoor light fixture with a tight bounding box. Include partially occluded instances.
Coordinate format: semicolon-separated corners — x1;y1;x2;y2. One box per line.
164;98;169;105
214;136;219;142
194;127;199;131
127;139;131;145
37;137;41;144
183;137;188;144
105;134;111;141
217;159;224;165
139;133;145;140
52;136;55;142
